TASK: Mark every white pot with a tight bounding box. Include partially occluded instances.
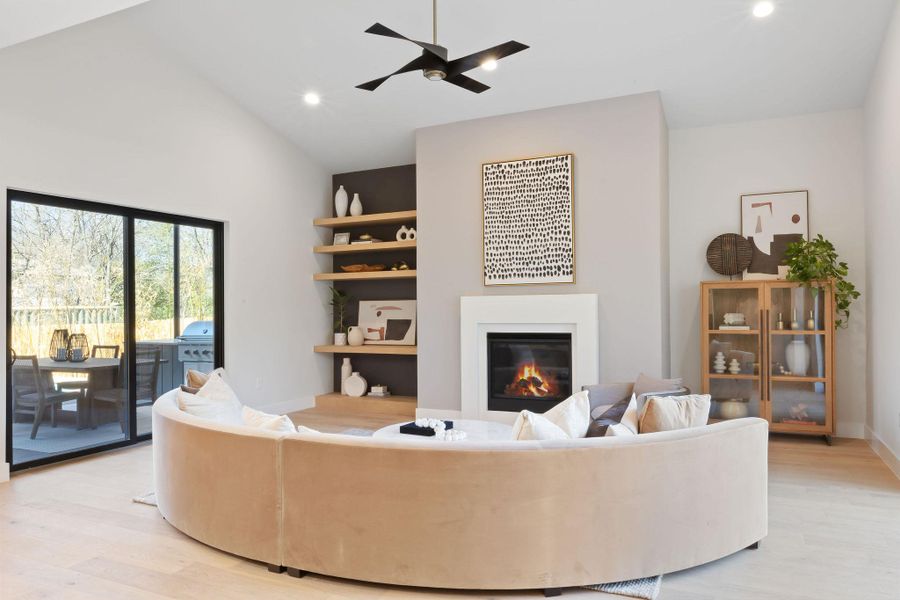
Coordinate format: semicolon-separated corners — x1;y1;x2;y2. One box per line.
333;332;347;346
785;339;810;377
334;185;349;218
344;371;368;397
349;193;363;217
347;326;365;346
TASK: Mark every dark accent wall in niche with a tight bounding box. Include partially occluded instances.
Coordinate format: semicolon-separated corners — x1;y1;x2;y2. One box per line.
331;164;417;397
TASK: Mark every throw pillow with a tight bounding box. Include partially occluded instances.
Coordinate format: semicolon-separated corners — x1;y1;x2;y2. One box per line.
586;394;639;437
638;394;711;434
511;411;570;441
542;390;592;438
186;369;210;388
180;385;200;394
296;425;322;434
176;371;241;420
241;406;296;433
582;382;633;414
632;373;684;399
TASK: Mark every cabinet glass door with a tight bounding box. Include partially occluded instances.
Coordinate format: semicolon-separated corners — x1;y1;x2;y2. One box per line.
765;283;833;432
702;285;764;421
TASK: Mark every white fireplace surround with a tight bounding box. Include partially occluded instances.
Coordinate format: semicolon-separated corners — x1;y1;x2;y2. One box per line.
460;294;600;422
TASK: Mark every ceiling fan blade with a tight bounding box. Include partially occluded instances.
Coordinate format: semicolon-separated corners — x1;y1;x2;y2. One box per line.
356;54;435;91
364;22;448;60
445;73;490;94
446;40;529;76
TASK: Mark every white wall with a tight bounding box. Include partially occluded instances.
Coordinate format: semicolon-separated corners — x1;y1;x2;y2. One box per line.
864;3;900;469
416;93;669;413
0;13;332;479
669;110;867;438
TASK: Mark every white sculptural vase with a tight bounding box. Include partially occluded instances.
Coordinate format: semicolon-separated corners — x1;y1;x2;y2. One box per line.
349;193;363;217
334;185;349;218
785;339;810;377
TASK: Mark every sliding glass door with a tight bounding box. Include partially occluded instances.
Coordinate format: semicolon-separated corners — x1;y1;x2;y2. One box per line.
6;191;223;470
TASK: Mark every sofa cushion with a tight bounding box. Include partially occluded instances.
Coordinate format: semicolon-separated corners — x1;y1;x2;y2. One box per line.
186;368;210;388
542;390;592;438
511;411;570;441
581;381;634;414
632;373;684;399
638;394;711;433
241;406;296;433
586;394;638;437
176;370;241;420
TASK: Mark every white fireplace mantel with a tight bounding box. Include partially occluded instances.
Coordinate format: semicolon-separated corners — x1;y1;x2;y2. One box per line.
459;294;599;422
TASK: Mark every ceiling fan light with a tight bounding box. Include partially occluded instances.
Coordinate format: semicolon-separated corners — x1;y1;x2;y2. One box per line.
423;68;447;81
481;58;498;71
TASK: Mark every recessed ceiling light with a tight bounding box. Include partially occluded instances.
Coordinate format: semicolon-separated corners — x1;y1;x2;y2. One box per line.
481;59;498;71
752;1;774;18
303;92;321;106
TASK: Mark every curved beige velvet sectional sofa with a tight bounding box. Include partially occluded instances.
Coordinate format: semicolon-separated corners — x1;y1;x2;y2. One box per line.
152;389;768;592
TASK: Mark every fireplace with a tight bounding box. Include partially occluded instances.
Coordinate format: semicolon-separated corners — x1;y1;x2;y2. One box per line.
487;332;573;413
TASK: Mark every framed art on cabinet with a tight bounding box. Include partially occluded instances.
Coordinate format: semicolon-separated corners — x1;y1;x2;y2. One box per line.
740;190;808;280
482;153;574;286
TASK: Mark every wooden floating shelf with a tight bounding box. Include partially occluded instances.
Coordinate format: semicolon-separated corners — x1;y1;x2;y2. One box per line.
313;270;416;282
315;393;416;417
314;210;417;228
708;373;759;380
314;240;416;255
314;344;417;356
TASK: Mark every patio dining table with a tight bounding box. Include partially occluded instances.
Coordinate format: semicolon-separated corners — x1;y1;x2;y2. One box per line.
25;357;121;430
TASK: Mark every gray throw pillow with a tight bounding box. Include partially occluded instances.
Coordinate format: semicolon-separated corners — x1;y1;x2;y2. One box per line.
585;396;631;438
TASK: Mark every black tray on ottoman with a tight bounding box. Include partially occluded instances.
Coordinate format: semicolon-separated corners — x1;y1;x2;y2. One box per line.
399;421;454;437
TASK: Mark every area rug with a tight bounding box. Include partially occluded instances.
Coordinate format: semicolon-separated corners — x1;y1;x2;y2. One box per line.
583;575;662;599
132;491;158;506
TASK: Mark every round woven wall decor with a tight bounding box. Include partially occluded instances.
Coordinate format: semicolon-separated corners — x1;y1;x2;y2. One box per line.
706;233;753;276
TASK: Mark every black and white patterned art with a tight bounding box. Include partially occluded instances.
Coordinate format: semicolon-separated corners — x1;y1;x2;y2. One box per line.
482;153;574;286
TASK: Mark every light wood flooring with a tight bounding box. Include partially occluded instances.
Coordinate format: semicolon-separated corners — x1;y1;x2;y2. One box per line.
1;410;898;600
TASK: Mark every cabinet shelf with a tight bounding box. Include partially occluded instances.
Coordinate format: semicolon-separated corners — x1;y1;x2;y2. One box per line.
708;329;760;335
314;240;416;255
314;344;417;356
769;375;827;383
769;330;826;335
313;270;416;281
708;373;759;380
314;210;417;228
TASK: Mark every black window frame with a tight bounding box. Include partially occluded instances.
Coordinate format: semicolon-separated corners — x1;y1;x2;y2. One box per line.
5;189;225;472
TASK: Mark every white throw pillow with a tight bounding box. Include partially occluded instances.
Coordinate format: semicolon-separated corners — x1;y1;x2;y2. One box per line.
511;410;570;441
296;425;322;434
241;406;296;433
542;390;592;438
176;371;241;420
620;393;639;434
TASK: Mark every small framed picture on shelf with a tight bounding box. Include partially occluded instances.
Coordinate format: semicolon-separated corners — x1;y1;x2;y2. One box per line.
333;232;350;245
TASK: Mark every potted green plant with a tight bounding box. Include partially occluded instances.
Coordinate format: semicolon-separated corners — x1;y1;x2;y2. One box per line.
784;234;860;328
330;286;352;345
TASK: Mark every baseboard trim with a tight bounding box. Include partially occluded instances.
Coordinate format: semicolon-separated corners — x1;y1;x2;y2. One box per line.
415;408;463;420
865;426;900;480
835;421;865;439
259;396;316;416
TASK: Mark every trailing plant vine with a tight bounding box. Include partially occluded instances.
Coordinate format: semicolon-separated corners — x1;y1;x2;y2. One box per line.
785;234;859;328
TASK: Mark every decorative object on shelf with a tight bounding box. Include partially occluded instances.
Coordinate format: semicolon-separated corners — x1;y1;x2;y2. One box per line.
806;310;816;331
776;313;784;330
333;232;350;246
705;233;753;277
341;264;386;272
396;225;411;241
790;309;799;331
330;287;352;342
785;233;860;328
483;153;574;286
350;234;382;244
740;190;809;280
720;312;750;330
334;332;347;346
347;326;365;346
67;333;89;362
334;185;349;218
390;261;410;271
718;398;749;420
407;227;416;240
357;299;416;345
713;352;727;374
728;358;741;375
785;339;810;377
49;329;70;362
402;419;454;437
368;384;391;397
350;193;363;217
344;371;368;397
340;358;352;394
787;403;811;422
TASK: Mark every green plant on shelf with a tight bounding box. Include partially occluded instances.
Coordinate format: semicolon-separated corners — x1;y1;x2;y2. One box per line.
785;234;860;328
330;286;352;334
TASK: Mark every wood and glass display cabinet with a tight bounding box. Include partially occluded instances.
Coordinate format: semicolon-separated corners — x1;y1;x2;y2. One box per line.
700;281;835;444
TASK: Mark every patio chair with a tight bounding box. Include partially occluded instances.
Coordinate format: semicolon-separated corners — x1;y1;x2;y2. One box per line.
91;348;160;432
12;355;82;439
55;344;121;396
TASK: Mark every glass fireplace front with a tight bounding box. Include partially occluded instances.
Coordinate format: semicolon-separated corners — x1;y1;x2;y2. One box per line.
487;332;573;413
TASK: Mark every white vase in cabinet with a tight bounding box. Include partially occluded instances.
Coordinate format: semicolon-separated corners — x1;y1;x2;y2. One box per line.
334;185;349;218
785;339;810;377
349;193;363;217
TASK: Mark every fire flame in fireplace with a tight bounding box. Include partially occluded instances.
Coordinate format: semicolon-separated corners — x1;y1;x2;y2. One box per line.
504;363;559;398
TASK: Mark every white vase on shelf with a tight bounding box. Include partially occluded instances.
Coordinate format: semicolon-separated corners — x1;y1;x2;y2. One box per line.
344;372;368;397
350;193;363;217
712;351;727;374
334;185;349;218
340;358;352;395
347;326;364;346
785;339;810;377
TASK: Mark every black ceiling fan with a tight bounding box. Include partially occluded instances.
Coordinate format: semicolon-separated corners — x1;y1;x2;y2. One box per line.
356;0;529;94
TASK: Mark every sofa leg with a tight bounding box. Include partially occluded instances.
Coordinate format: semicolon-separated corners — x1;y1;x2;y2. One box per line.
746;541;759;550
267;564;285;573
542;589;562;597
286;567;307;578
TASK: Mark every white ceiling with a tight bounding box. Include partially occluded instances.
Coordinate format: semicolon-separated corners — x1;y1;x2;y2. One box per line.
15;0;900;173
0;0;148;50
